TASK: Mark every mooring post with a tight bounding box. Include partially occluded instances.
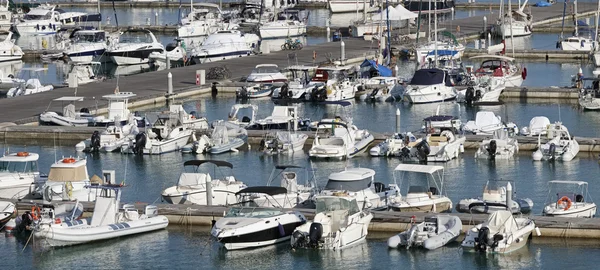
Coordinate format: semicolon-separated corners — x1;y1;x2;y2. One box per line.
155;12;158;26
166;72;173;106
340;40;345;63
395;108;401;134
206;177;213;206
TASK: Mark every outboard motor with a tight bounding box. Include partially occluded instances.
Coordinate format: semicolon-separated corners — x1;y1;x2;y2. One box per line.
280;83;291;99
487;140;497;159
308;223;323;247
236;86;248;99
80;107;90;114
90;130;101;152
549;143;557;161
400;147;411;159
475;226;490;252
211;82;219;97
370;88;379;99
133;132;146;155
258;139;266;151
415;140;430;164
15;212;33;235
291;230;306;248
465;86;475;105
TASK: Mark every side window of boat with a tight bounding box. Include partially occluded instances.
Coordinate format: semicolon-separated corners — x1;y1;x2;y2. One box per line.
0;161;6;171
29;161;37;173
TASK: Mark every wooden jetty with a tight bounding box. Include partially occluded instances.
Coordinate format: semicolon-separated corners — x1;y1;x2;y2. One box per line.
9;199;600;238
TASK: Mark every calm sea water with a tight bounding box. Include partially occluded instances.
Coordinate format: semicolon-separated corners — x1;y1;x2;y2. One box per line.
3;96;600;268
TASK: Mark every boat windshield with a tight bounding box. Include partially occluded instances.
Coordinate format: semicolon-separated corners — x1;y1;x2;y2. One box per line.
225;207;283;218
315;197;360;215
74;32;105;43
0;160;37;173
325;178;371;192
252;66;279;74
24;13;52;20
119;32;154;44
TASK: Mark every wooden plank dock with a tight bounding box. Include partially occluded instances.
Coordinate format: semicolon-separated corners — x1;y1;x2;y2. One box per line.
0;38;378;125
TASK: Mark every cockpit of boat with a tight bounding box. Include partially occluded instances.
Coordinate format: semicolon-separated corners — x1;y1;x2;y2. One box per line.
0;160;38;173
315;197;360;214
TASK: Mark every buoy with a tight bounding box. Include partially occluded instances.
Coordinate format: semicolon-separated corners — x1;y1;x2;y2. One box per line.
62;158;76;163
16;151;29;157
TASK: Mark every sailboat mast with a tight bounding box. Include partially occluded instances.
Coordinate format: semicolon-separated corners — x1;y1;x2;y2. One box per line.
434;1;437;66
428;0;431;42
574;0;578;37
596;0;600;43
509;0;515;57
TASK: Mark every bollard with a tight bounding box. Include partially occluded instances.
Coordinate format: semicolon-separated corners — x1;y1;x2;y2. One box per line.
483;16;487;32
394;65;399;77
488;33;492;48
155;12;158;26
327;26;330;42
107;17;111;25
395;108;400;134
166;55;170;69
196;70;205;85
340;40;345;62
167;72;173;96
451;7;454;20
506;182;513;211
206;177;213;206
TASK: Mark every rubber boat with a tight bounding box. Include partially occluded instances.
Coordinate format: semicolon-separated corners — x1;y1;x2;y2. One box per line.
455;181;533;214
387;215;462;250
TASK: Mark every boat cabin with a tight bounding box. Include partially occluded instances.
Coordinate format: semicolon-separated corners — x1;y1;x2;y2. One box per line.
71;30;106;44
393;164;447;200
102;92;136;123
0;152;40;176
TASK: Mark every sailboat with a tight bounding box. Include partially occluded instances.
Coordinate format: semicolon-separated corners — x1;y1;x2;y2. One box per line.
558;0;596;51
495;0;533;38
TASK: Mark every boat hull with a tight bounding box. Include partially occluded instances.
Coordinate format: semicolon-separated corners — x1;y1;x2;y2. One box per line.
108;48;164;66
390;201;453;213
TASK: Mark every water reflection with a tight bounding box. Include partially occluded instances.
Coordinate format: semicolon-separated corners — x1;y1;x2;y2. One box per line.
462;244;534;269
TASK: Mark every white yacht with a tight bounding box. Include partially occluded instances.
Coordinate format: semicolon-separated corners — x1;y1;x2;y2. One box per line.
191;30;259;64
0;152;44;199
0;32;23;62
290;195;372;250
495;0;533;38
403;68;457;104
543;180;596;218
34;182;168;247
149;39;187;67
75;121;139;153
107;29;165;66
43;157;97;202
309;121;374;159
246;64;288;83
39;96;98;127
389;164;453;213
532;122;579;162
271;65;316;101
456;75;506;104
177;3;237;38
212;187;307;250
470;55;525;87
0;0;12;32
260;131;308;155
5;68;54;98
461;210;536;253
14;5;62;35
305;65;358;102
259;10;306;39
121;111;193;155
64;29;109;63
456;180;533;214
161;160;246;206
329;0;379;13
520;116;551;136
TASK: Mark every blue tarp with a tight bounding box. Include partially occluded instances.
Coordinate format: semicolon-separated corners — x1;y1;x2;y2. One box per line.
534;1;552;7
360;59;393;78
425;50;458;57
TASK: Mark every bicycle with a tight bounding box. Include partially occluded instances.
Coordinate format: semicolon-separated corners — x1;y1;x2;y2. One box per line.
281;38;303;50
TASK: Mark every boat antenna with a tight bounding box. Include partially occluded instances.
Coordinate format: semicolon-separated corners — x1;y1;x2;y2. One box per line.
123;155;128;185
112;0;119;28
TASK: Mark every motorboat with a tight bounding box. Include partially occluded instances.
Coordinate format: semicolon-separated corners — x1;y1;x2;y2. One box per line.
199;124;246;154
408;116;465;162
107;29;165;66
43;157;101;202
456;180;533;214
260;131;308;155
543;180;596;218
34;183;168;247
0;32;23;62
0;201;15;228
0;151;45;200
520;116;550;136
211;187;307;250
495;0;533;37
191;30;259;64
290;194;372;250
64;29;109;63
370;132;418;157
222;104;258;129
474;129;519;160
39;96;98;127
415;41;465;65
8;200;84;235
149;39;188;67
259;10;306;39
177;3;237;38
250;165;315;208
578;77;600;110
388;164;453;212
5;68;54;98
75;120;140;152
329;0;379;13
321;167;400;211
461;210;537;254
246;105;309;131
168;104;209;131
236;83;275;99
161;160;247;206
94;92;144;127
0;60;23;90
0;1;12;32
271;65;316;101
532;122;579;161
404;0;456;14
456;75;506;104
14;5;62;35
121;112;193;155
387;215;462;250
305;65;358;102
309;121;374;159
463;111;518;135
357;77;402;102
403;68;457;104
471;55;526;87
246;64;288;83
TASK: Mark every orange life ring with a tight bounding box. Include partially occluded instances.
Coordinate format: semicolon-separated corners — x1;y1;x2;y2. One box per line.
17;151;29;157
557;196;572;211
62;158;76;163
31;206;41;221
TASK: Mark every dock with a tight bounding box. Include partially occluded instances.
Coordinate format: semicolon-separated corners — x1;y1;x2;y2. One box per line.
9;199;600;238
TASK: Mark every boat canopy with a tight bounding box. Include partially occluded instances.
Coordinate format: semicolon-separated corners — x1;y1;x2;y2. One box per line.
483;210;518;235
183;160;233;168
326;168;374;192
48;165;88;182
423;115;455;122
549;180;588;186
360;59;392;78
409;69;445;85
394;164;444;174
470;54;515;62
53;96;84;102
316;121;348;129
236;186;288;196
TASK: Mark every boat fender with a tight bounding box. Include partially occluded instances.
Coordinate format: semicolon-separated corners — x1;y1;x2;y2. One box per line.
278;222;285;237
309;222;323;246
522;67;527;80
557;196;572;211
487;140;497;159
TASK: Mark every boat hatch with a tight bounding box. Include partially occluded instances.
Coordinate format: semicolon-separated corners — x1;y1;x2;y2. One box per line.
64;219;85;227
109;223;131;230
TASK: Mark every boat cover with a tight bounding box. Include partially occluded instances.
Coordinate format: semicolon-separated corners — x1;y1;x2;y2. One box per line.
360;59;392;78
409;69;445;85
528;116;550;134
63;104;77;119
483;210;518;235
475;111;501;128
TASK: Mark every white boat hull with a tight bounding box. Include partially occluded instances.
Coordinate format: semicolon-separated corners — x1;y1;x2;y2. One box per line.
498;22;532;37
329;1;378;13
404;84;457;104
259;25;306;39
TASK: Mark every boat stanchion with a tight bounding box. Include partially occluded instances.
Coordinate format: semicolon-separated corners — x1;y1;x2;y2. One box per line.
206;177;213;206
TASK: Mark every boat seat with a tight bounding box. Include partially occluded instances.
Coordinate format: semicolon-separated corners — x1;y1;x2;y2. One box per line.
429;136;448;142
407;141;419;147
